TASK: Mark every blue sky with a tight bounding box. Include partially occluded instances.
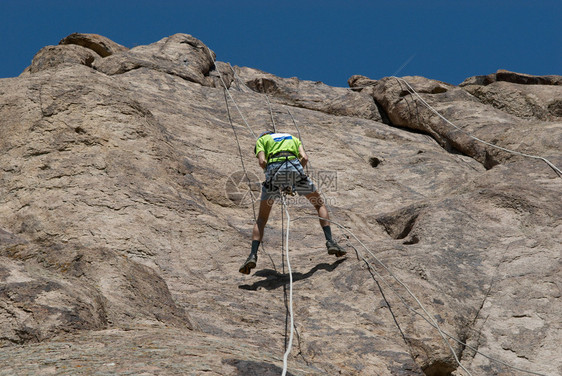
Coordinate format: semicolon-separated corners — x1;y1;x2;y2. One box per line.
1;0;560;86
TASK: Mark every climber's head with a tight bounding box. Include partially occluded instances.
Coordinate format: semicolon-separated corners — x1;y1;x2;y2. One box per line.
257;131;274;139
254;131;274;154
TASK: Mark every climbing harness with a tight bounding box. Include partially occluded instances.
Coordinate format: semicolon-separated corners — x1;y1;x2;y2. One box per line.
268;150;298;163
263;155;308;198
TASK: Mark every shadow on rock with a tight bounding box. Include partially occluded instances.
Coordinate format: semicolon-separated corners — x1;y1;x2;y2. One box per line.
239;259;346;291
223;359;296;376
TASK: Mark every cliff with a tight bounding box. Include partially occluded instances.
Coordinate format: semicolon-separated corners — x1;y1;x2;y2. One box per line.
0;33;560;375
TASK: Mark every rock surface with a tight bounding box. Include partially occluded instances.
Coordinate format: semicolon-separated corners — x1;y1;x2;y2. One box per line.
459;70;562;121
59;33;129;58
0;33;561;375
25;44;99;74
353;75;561;169
235;66;382;121
94;33;216;86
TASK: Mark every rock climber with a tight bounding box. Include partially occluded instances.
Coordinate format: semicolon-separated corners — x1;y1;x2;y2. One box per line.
239;131;346;274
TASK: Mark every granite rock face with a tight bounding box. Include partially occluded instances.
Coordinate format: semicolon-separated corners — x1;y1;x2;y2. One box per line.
94;33;216;86
59;33;129;58
235;66;382;121
352;74;561;169
459;70;562;121
0;33;560;376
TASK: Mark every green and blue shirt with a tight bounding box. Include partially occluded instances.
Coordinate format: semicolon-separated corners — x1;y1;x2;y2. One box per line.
255;133;302;163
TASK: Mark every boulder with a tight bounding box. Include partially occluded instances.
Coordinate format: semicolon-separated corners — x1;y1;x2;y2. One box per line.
348;74;378;89
460;70;562;121
495;69;562;86
94;33;216;86
460;69;562;87
360;75;561;169
59;32;128;57
26;44;98;74
235;66;382;121
462;80;562;121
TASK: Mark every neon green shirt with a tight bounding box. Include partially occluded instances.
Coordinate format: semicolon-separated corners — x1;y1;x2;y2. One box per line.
255;133;301;163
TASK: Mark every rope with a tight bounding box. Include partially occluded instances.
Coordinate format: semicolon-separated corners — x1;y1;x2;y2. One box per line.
360;254;549;376
224;63;302;373
292;216;471;375
225;61;315;177
292;215;549;376
205;47;257;139
216;58;277;270
281;193;295;376
286;109;311;176
389;76;562;177
266;94;277;133
227;62;252;94
223;89;258;220
226;62;319;179
227;62;279;136
286;109;302;142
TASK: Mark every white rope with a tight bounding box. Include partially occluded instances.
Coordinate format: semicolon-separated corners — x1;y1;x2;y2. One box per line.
292;215;549;376
208;50;279;269
222;89;258;219
265;94;278;133
222;63;302;374
390;76;562;177
227;62;279;135
281;193;295;376
286;109;312;175
227;62;252;94
205;47;257;139
226;62;307;151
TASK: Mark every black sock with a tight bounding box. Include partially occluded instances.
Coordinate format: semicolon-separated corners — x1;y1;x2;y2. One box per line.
250;240;260;256
322;225;333;242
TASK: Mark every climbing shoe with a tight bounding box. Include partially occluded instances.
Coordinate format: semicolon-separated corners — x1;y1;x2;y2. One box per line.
326;240;347;257
239;254;257;275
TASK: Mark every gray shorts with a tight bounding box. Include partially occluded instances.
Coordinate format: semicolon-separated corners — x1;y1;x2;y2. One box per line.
261;160;316;200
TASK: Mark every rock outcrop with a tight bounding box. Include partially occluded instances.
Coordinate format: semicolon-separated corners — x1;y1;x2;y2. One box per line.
0;33;560;375
95;33;216;86
59;33;129;57
459;70;562;122
235;66;382;121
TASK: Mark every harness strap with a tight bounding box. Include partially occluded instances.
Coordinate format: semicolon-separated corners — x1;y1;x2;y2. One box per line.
267;150;298;164
264;155;308;193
